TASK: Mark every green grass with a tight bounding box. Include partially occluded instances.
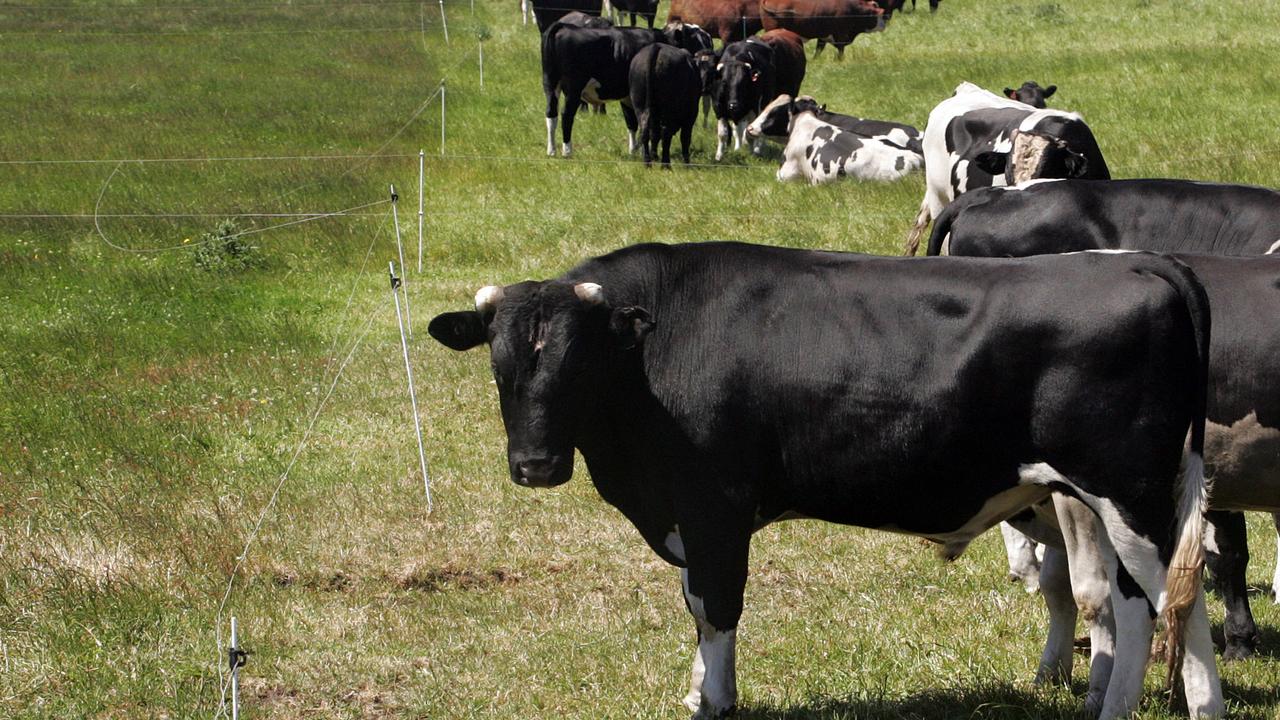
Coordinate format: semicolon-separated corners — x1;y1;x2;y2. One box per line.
3;0;1280;717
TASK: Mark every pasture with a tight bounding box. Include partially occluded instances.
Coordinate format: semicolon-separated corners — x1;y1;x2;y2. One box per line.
3;0;1280;717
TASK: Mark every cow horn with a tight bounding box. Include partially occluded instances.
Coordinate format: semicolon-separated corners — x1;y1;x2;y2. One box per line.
475;285;504;314
574;282;606;305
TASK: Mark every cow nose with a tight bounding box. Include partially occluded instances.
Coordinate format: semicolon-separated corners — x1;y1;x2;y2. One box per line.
517;458;556;485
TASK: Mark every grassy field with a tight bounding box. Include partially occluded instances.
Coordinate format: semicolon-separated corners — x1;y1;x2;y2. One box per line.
3;0;1280;717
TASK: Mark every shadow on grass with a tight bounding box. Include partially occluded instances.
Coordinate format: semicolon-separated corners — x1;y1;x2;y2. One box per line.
737;681;1089;720
734;676;1280;720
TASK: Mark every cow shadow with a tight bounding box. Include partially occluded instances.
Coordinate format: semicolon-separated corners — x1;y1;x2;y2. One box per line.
734;676;1280;720
735;681;1091;720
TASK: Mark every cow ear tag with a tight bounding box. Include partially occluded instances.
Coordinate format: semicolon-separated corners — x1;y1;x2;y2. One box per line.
751;71;760;82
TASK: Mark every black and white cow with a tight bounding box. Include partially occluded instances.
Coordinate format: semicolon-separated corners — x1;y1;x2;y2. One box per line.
745;98;922;182
693;49;718;128
629;44;701;166
1004;80;1056;108
927;177;1280;663
746;94;922;154
428;241;1222;720
541;21;661;156
903;81;1109;255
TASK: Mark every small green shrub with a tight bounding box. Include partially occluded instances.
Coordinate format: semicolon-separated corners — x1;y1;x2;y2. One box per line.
191;220;262;273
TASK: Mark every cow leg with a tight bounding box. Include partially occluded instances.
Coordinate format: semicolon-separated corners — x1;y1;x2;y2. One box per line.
1079;495;1222;719
679;123;693;164
1205;510;1259;660
661;126;675;167
701;95;711;128
835;42;848;60
1052;496;1115;715
545;85;560;156
1273;513;1280;602
680;526;750;720
1037;544;1078;686
1000;521;1042;593
560;81;586;157
715;118;730;161
621;102;640;155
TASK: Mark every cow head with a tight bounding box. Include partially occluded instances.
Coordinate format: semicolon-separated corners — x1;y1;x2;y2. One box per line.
1003;81;1056;109
746;94;794;142
973;130;1090;184
716;59;764;120
694;49;719;96
663;21;713;54
428;282;653;488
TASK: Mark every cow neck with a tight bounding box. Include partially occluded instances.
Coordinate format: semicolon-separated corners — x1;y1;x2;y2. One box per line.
565;255;684;565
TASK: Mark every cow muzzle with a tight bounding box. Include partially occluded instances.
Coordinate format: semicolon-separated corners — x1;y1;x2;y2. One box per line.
510;452;573;488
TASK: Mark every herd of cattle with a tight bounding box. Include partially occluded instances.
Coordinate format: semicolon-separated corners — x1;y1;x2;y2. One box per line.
537;0;950;169
426;3;1280;720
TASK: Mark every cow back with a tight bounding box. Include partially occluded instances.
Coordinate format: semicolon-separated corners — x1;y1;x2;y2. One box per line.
533;0;604;32
667;0;762;42
759;29;806;97
759;0;882;42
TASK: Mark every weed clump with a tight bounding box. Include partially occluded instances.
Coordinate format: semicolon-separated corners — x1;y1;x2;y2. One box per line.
192;220;262;273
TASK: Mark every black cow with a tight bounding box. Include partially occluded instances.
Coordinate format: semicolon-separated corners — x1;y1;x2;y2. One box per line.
609;0;661;27
526;0;604;31
629;44;700;166
428;241;1222;720
1004;80;1056;108
903;81;1109;255
541;22;661;157
693;49;718;128
746;94;922;156
712;37;775;160
662;19;713;52
928;178;1280;663
928;178;1280;257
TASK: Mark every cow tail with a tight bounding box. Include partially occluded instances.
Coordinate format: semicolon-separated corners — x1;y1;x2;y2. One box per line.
644;44;660;152
903;199;931;256
1149;255;1212;691
924;200;958;256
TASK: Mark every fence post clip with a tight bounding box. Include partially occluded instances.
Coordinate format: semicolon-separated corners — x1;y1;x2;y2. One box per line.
389;267;402;291
228;646;249;672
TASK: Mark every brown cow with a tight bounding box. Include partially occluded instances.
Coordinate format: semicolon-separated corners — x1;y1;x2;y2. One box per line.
757;29;805;97
760;0;885;59
667;0;761;44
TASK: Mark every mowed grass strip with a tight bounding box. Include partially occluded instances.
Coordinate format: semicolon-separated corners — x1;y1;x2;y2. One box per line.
2;0;1280;717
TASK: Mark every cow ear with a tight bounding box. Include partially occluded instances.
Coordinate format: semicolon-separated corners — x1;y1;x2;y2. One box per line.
1064;152;1089;178
609;306;654;350
1004;88;1016;99
1044;85;1057;97
428;311;489;351
973;151;1008;176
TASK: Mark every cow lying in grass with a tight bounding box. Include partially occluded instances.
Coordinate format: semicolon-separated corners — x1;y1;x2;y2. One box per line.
746;95;922;182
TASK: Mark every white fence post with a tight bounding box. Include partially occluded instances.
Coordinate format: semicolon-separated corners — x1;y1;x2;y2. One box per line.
389;262;433;507
390;185;413;338
229;616;245;720
440;81;446;156
478;42;484;90
417;150;425;273
439;0;450;44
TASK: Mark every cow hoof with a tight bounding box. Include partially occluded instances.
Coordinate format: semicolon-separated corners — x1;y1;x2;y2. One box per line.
681;691;701;713
562;143;572;158
691;703;735;719
1222;640;1257;662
